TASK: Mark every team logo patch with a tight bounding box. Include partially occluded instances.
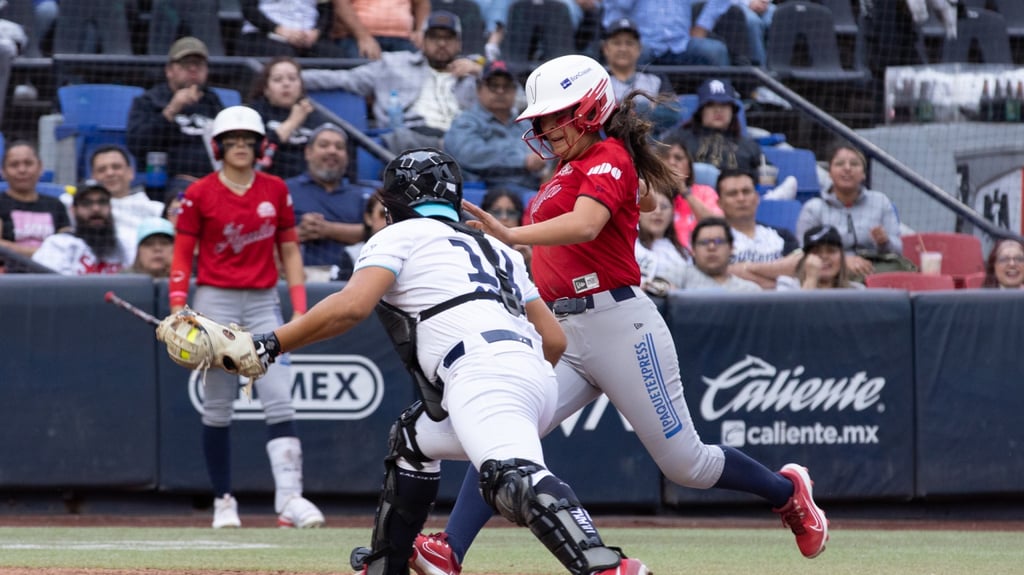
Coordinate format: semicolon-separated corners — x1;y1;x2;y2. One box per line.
556;164;573;177
560;78;572;89
586;162;622;180
257;201;277;218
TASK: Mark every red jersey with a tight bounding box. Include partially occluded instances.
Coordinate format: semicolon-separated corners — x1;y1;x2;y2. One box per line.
527;137;641;301
176;171;296;289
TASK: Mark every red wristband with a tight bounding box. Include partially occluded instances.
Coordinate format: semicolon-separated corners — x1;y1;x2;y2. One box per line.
289;284;307;315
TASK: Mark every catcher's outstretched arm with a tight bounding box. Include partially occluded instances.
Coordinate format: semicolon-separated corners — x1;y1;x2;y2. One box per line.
273;266;395;353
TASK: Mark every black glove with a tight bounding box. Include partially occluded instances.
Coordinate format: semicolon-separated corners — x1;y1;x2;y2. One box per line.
252;332;282;371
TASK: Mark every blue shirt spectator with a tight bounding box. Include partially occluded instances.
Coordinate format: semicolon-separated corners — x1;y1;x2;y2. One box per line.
445;60;545;194
602;0;732;66
285;124;373;271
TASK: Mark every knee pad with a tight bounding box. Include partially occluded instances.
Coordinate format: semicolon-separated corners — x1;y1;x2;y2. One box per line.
478;459;621;575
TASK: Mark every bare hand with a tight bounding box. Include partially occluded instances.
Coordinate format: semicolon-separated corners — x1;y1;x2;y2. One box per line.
298;212;326;241
803;253;823;277
357;35;382;60
277;26;307;47
171;84;202;111
690;26;709;39
410;30;424;50
462;200;513;245
846;254;874;277
447;58;482;79
289;98;314;124
870;225;889;247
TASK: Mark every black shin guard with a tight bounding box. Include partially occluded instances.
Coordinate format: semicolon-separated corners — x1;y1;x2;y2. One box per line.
479;459;622;575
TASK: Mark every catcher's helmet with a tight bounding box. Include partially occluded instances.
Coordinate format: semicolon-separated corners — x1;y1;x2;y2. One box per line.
381;148;462;220
518;54;617;159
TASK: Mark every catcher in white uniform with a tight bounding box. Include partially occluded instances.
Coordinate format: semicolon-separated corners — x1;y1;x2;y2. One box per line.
157;148;650;575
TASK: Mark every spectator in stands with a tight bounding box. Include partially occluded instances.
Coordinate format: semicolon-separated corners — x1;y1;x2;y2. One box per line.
658;133;721;251
88;146;166;265
982;239;1024;290
249;57;332;180
636;186;690;296
480;187;531;271
127;216;175;278
147;0;225;57
603;0;731;66
0;141;71;258
482;0;602;57
734;0;774;67
332;0;430;59
680;216;761;292
238;0;342;57
52;1;131;54
669;77;763;173
127;37;224;197
599;17;680;137
25;0;58;57
796;141;903;279
777;224;864;291
286;123;373;282
446;60;544;194
332;192;388;280
716;168;800;290
32;182;128;275
163;190;184;228
302;10;481;153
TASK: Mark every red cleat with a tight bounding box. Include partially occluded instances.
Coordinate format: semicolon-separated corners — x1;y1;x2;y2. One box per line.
592;558;650;575
410;532;462;575
774;463;829;558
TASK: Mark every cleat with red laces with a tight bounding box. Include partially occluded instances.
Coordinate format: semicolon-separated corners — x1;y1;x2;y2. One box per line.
410;532;462;575
773;463;829;558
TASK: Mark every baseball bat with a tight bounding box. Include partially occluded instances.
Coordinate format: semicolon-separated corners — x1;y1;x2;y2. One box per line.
104;291;160;327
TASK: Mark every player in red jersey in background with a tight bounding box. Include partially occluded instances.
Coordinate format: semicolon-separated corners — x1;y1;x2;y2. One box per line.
412;54;829;575
168;105;324;530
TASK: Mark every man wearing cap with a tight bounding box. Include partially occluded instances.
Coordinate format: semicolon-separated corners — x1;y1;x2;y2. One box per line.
600;18;680;136
32;183;129;275
302;10;481;153
603;0;731;66
127;36;224;198
445;60;545;194
285;123;374;281
129;217;176;278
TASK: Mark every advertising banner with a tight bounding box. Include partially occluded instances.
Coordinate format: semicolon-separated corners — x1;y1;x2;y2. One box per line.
915;291;1024;496
0;276;159;488
156;282;415;495
662;291;915;505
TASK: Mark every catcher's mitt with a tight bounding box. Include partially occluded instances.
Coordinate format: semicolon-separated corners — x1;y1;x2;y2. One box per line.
155;308;268;380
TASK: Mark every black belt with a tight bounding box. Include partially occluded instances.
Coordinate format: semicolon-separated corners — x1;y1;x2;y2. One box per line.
442;329;533;368
546;286;636;315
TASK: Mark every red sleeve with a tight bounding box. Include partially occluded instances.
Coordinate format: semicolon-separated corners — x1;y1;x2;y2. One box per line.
169;232;197;308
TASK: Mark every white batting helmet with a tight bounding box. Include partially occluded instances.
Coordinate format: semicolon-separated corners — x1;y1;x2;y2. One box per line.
517;54;617;132
211;105;266;139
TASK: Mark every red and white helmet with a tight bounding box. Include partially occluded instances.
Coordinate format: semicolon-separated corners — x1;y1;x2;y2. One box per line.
517;55;617;159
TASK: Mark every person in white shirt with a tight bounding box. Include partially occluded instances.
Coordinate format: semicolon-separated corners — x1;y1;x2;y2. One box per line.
716;168;801;289
89;146;165;263
33;183;129;275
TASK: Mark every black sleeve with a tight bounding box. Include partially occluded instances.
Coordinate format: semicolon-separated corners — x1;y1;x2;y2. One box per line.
241;0;279;34
316;0;333;35
126;91;179;168
773;225;801;255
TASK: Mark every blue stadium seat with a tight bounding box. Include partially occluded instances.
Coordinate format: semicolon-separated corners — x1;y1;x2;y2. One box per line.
692;162;721;188
56;84;145;180
211;87;242;108
308;89;370;131
761;146;820;201
462;185;487;207
755;199;803;235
